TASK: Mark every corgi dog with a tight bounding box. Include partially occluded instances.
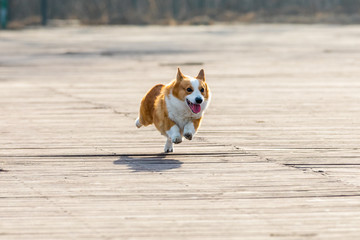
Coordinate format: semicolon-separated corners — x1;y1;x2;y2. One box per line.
135;68;211;153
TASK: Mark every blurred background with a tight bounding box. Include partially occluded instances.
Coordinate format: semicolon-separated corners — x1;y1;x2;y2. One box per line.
1;0;360;29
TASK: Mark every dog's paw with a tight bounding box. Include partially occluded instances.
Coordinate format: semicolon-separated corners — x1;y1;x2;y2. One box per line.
164;146;174;153
184;132;193;140
164;140;174;153
172;136;182;144
135;118;142;128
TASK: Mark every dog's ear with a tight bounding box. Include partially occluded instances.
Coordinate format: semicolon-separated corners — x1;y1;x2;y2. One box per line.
196;69;205;82
176;68;185;82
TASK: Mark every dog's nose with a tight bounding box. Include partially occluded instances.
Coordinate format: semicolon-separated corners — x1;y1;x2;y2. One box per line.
195;97;203;104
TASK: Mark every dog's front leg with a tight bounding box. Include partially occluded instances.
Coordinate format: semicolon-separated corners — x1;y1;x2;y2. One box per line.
164;138;173;153
166;124;182;144
164;125;181;153
183;122;196;140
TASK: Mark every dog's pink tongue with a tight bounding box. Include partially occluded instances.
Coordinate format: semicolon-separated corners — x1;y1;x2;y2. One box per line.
191;104;201;114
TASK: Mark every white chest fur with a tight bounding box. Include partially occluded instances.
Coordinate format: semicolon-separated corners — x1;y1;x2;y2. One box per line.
165;93;201;130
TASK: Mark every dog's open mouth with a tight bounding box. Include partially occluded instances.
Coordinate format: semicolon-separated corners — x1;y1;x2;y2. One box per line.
186;99;201;114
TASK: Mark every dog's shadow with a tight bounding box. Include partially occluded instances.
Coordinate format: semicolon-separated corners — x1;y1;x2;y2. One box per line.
113;153;183;172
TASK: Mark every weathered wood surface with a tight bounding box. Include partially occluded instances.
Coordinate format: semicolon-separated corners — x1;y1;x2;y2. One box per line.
1;25;360;239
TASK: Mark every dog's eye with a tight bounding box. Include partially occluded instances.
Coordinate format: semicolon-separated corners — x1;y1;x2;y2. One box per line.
186;88;193;92
200;88;204;93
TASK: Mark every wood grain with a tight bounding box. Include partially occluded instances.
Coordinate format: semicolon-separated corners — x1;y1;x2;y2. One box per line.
0;25;360;239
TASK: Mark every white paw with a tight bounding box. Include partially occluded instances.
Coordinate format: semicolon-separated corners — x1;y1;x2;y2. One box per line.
183;122;195;141
164;146;174;153
135;118;142;128
164;140;174;153
172;135;182;144
184;132;193;140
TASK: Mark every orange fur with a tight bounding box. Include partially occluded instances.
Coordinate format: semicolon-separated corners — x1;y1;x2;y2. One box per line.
192;118;202;131
172;77;210;104
138;84;164;126
152;88;176;135
136;68;210;152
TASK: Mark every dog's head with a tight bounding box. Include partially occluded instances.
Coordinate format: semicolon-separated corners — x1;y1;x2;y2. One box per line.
172;68;211;115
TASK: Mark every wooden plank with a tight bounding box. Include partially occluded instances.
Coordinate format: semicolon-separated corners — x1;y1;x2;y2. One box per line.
0;25;360;239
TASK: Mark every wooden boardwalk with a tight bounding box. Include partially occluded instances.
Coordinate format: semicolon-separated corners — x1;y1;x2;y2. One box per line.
1;25;360;239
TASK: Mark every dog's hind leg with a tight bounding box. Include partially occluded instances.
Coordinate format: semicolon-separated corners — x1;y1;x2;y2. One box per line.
164;138;173;153
135;117;143;128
